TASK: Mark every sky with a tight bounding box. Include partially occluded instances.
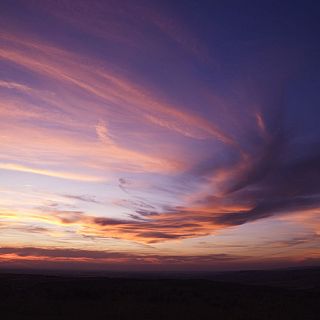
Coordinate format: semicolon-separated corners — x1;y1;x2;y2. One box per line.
0;0;320;271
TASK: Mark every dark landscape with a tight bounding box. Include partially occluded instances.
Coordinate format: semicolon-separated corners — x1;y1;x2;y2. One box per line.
1;268;320;320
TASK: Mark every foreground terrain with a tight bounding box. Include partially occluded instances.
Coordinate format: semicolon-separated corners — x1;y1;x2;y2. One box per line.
0;268;319;320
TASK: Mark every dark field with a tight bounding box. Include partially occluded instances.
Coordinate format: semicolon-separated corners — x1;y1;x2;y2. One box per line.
1;268;320;320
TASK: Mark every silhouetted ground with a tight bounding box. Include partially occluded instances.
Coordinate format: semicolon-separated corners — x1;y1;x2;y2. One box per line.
0;268;319;319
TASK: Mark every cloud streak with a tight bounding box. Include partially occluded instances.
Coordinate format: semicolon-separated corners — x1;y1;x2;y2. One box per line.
0;163;105;182
0;246;247;268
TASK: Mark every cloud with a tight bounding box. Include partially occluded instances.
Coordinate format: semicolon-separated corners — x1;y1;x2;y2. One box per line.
1;108;319;245
1;30;220;182
0;80;34;93
0;163;105;182
19;207;217;243
266;234;320;248
62;194;102;205
0;246;246;268
0;30;232;143
11;132;319;244
84;105;320;243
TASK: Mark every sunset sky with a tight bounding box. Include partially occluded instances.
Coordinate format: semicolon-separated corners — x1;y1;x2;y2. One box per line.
0;0;319;271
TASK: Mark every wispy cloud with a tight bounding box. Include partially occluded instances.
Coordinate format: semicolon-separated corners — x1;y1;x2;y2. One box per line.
0;163;105;182
0;30;232;143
